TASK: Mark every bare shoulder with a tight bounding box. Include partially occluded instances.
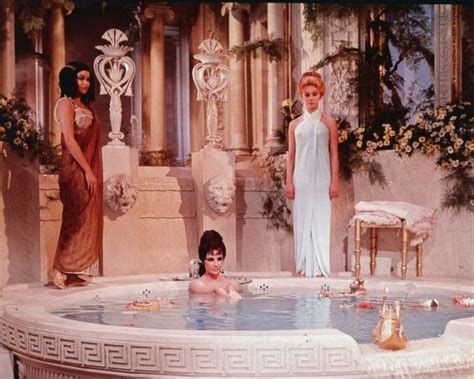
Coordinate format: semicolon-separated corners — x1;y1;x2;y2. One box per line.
56;97;74;112
321;113;338;131
321;113;337;126
55;98;74;120
289;114;304;130
189;278;207;293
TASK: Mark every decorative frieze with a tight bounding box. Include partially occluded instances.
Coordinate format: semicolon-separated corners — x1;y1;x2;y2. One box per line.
1;318;359;376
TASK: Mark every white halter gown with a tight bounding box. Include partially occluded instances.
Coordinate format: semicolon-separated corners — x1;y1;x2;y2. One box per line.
293;108;331;277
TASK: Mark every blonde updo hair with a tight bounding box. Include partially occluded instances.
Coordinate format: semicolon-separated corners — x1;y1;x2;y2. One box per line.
298;71;325;97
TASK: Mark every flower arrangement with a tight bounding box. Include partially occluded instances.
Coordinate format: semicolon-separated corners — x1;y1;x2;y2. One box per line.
139;148;179;166
0;94;39;157
0;94;61;174
396;102;473;212
396;103;473;170
337;119;387;186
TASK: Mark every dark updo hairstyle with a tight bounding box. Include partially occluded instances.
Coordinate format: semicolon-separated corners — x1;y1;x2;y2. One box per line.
58;61;95;105
197;230;226;276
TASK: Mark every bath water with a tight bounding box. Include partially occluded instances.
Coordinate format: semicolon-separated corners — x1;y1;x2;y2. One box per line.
51;288;473;343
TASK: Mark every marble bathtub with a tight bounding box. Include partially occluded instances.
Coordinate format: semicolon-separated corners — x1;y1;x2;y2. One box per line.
0;273;473;378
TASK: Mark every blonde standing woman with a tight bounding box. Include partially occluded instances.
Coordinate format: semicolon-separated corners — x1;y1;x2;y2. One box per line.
285;71;339;277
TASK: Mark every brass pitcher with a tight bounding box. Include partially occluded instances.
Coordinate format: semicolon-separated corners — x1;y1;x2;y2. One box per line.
372;296;408;350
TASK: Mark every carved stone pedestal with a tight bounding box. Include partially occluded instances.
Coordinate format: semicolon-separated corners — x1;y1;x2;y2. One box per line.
191;149;237;271
0;345;13;379
0;144;41;285
102;145;140;275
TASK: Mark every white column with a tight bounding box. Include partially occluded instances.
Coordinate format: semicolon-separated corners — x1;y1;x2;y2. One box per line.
223;3;249;154
434;5;461;106
48;0;66;147
141;4;174;153
250;18;267;153
265;3;285;150
0;3;15;296
0;2;15;97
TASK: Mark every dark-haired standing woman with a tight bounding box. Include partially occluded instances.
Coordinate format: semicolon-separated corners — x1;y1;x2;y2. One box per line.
50;61;103;289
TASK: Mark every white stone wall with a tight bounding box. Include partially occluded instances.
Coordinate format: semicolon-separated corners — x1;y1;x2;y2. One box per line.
38;167;297;279
13;150;474;282
138;167;197;273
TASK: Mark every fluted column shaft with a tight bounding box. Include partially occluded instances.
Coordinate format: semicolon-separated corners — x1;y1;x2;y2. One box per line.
266;3;285;148
225;4;249;154
49;0;66;146
434;4;461;106
0;2;15;97
142;5;174;152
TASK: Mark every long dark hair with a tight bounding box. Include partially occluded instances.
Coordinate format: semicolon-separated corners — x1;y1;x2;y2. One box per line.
198;230;226;276
58;61;95;104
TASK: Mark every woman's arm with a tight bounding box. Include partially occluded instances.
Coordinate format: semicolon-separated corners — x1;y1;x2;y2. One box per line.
56;100;97;196
285;119;298;199
327;116;340;199
226;279;240;293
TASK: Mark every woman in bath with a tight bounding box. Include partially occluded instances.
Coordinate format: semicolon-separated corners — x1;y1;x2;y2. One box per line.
189;230;241;300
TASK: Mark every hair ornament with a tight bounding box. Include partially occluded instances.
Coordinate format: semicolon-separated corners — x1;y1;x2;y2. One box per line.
302;70;321;79
65;64;75;70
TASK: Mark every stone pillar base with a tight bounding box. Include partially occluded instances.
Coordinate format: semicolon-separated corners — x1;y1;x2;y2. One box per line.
263;138;283;155
102;146;140;276
0;144;40;285
0;345;13;379
191;149;237;271
227;147;250;157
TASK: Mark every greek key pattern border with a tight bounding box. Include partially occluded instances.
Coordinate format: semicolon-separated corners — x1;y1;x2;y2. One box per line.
1;319;357;376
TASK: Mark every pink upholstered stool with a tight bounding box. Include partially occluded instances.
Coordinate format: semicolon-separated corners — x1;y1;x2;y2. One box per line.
353;219;424;280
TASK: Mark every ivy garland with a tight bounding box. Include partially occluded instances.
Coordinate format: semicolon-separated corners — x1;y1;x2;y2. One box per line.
228;37;286;63
12;1;140;46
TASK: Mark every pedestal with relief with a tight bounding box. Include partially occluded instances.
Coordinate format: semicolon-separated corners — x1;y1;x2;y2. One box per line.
191;38;237;270
94;29;140;275
101;146;139;275
192;150;237;270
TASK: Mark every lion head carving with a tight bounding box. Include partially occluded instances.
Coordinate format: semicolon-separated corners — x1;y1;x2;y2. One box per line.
104;173;138;214
204;175;235;215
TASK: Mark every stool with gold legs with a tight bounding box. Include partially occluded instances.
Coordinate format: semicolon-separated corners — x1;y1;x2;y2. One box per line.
354;219;424;280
